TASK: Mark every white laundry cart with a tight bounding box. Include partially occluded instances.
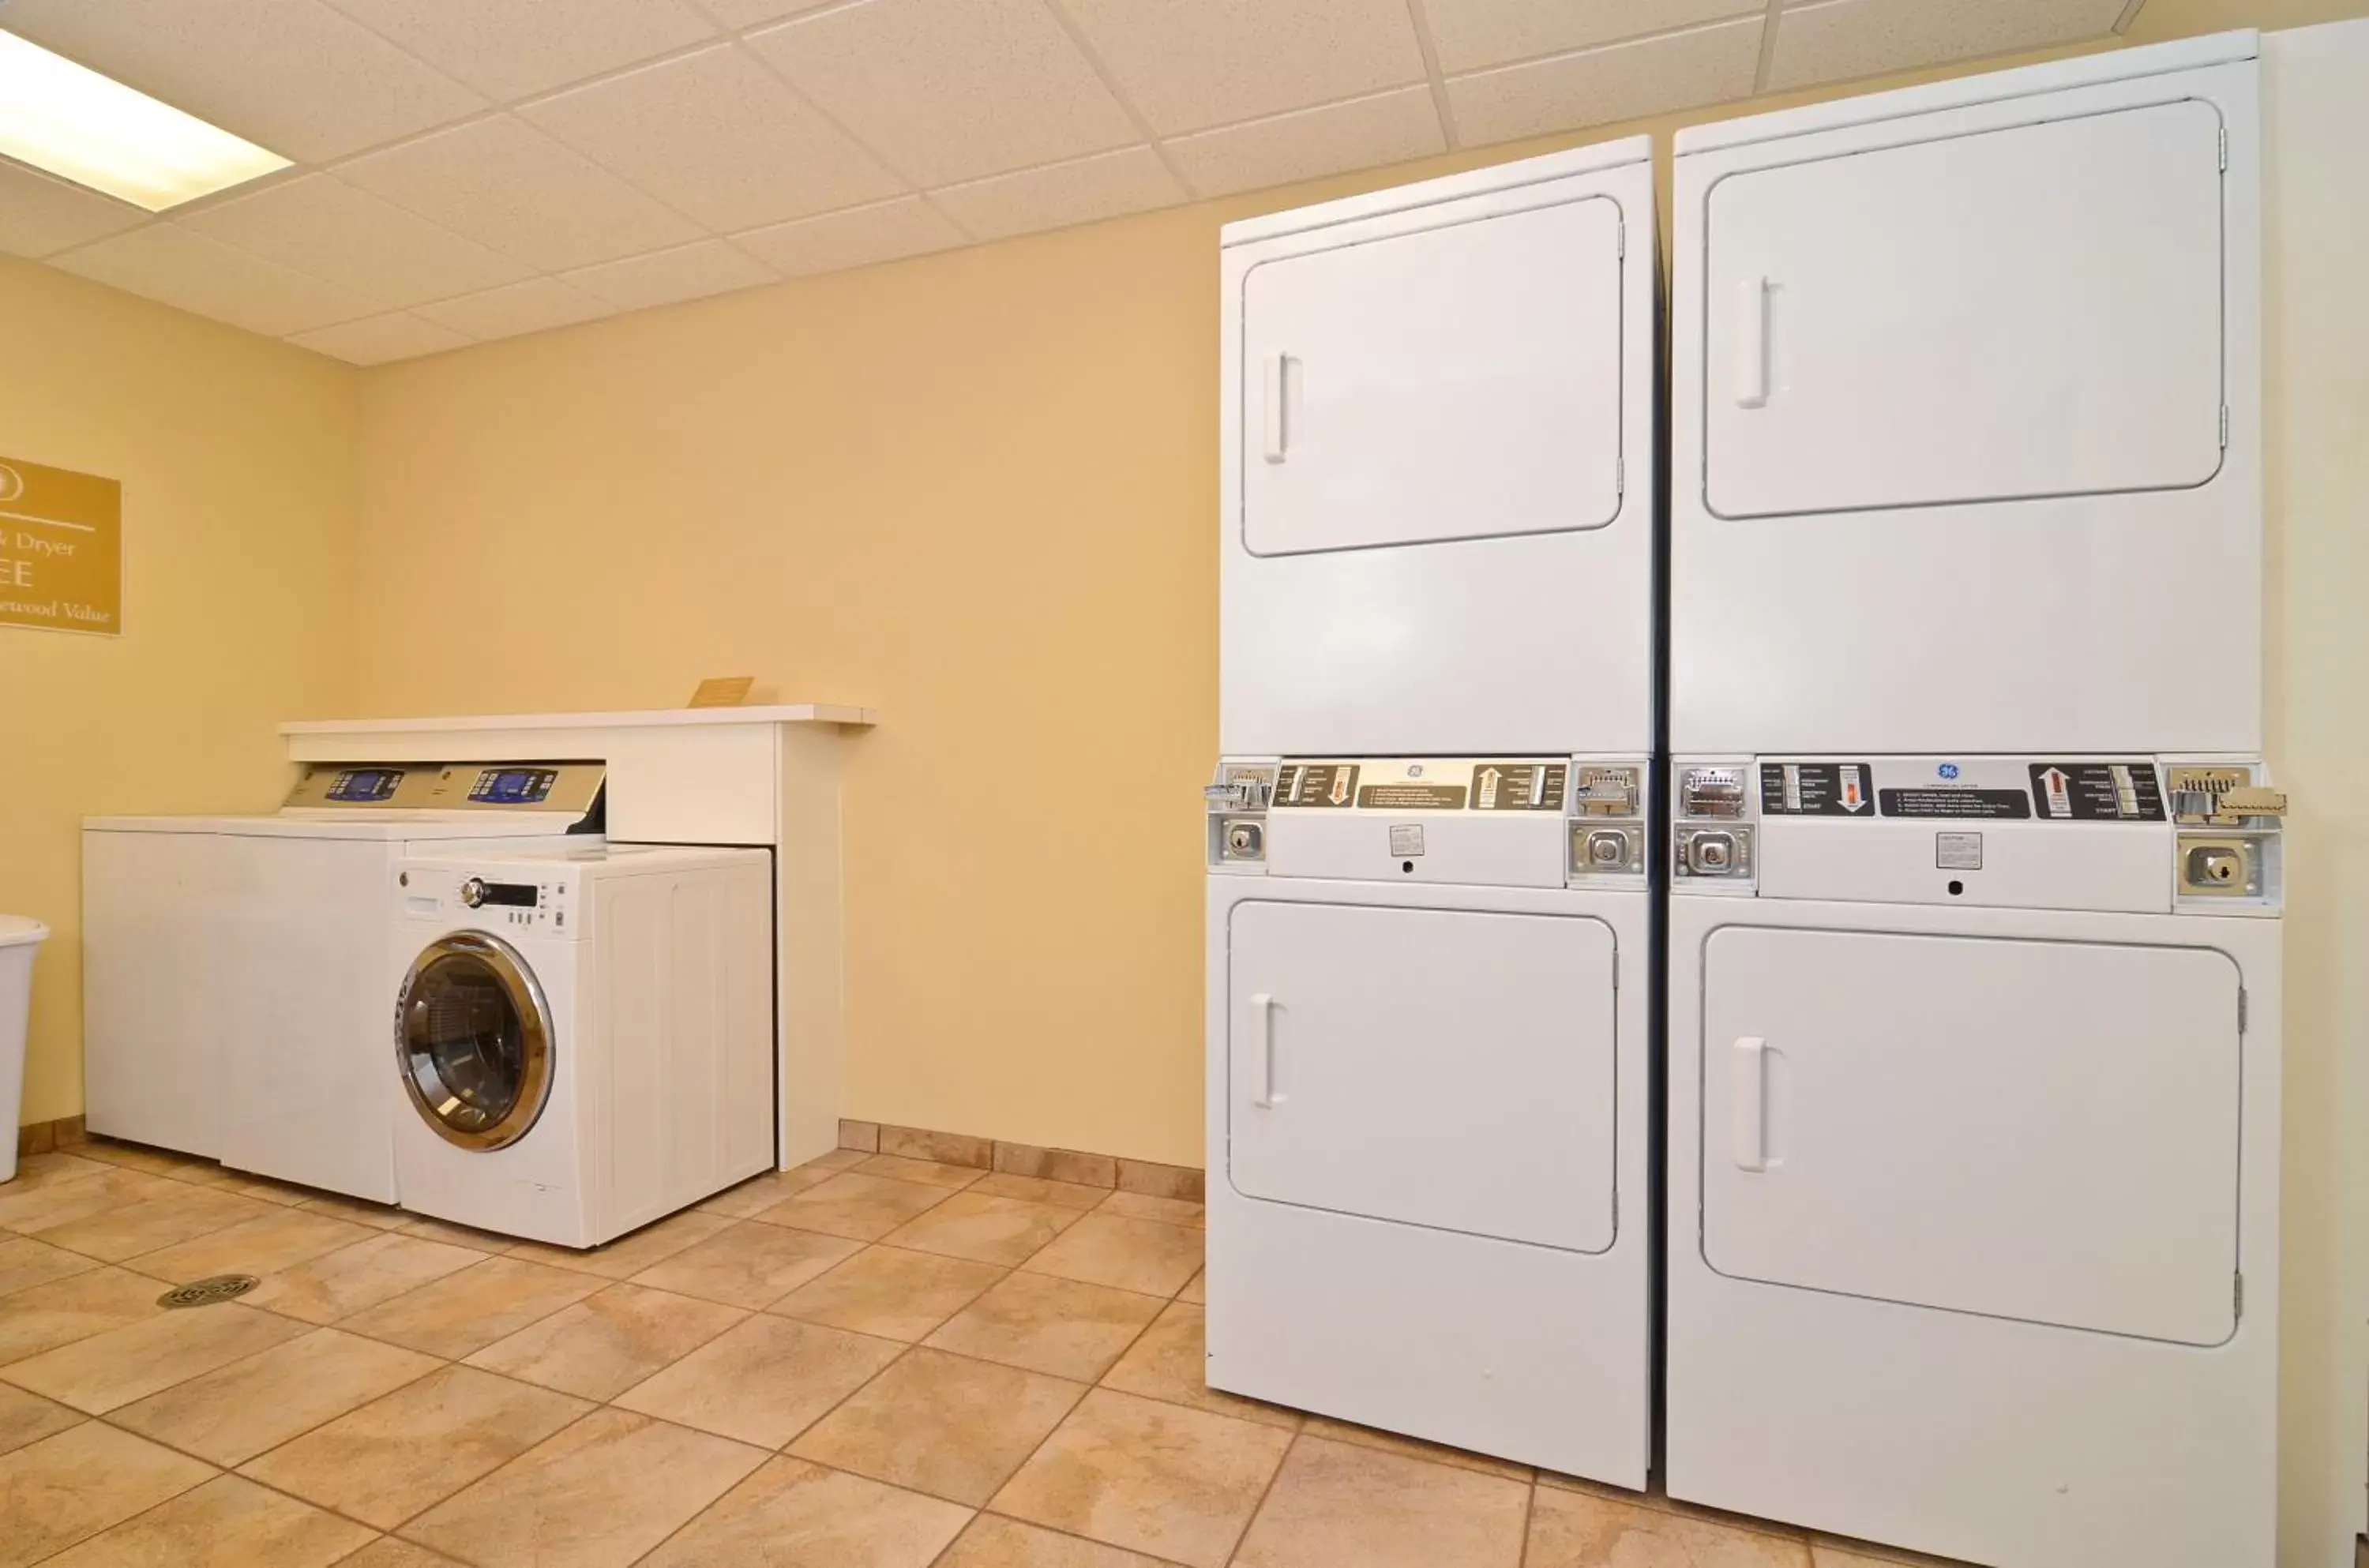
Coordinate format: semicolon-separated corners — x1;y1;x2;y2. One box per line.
0;914;50;1184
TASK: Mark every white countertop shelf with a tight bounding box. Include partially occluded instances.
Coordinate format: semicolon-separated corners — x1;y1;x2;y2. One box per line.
280;703;877;736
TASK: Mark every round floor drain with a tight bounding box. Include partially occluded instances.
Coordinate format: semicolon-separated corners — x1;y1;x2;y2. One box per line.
157;1274;260;1310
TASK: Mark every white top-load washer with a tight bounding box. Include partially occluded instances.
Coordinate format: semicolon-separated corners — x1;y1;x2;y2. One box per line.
388;842;774;1248
82;762;603;1199
1210;138;1659;1484
1665;32;2282;1568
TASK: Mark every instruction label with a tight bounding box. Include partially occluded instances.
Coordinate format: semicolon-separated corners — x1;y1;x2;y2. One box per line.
1275;762;1358;808
1760;762;1875;816
1935;832;1984;871
2029;763;2165;822
1879;786;2032;820
1470;762;1567;812
1358;782;1467;810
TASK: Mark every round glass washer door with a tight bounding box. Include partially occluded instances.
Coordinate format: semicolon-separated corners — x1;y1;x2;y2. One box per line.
396;932;554;1151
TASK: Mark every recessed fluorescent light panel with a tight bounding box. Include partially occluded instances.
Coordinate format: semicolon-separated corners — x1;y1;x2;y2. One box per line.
0;28;289;211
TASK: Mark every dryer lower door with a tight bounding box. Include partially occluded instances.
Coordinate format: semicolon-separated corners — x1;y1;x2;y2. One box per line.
397;932;555;1152
1226;898;1617;1252
1699;925;2243;1345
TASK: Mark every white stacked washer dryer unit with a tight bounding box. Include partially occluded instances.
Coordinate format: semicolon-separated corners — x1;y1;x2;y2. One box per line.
389;843;774;1248
1666;32;2282;1568
1207;138;1659;1484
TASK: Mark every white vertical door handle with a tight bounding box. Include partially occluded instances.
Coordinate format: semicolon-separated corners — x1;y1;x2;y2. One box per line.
1249;992;1282;1107
1732;1035;1767;1171
1262;354;1293;463
1733;276;1768;408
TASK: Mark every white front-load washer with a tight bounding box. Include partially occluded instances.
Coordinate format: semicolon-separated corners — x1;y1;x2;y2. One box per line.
1665;756;2282;1568
81;761;604;1199
1205;756;1653;1483
388;842;773;1248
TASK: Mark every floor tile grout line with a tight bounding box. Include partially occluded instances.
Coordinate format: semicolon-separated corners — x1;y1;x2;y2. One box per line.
1221;1420;1306;1566
13;1431;220;1568
89;1349;452;1483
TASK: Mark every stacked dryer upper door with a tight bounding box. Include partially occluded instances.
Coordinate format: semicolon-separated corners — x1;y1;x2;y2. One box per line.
1671;39;2261;756
1220;138;1657;757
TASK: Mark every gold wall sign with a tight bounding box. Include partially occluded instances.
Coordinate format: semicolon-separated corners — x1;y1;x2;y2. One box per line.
0;456;122;636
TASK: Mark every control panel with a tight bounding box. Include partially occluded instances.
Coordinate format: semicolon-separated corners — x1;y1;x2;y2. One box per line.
419;761;605;819
397;865;576;932
284;763;441;810
286;760;606;822
1671;756;2284;913
1208;756;1650;889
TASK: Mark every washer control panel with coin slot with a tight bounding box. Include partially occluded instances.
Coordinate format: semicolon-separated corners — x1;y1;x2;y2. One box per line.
1208;756;1650;890
1673;756;2283;913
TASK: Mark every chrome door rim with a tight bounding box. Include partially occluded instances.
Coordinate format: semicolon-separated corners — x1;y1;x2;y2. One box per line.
395;931;555;1152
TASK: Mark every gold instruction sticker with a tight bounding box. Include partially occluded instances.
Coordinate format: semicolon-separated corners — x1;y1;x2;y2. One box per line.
0;456;122;636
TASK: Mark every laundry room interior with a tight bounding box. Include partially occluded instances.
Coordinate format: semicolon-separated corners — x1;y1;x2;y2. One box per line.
2;1;2366;1566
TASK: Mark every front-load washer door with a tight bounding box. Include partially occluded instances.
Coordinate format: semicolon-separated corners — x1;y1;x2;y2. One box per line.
1226;899;1616;1252
1699;927;2243;1345
397;932;556;1152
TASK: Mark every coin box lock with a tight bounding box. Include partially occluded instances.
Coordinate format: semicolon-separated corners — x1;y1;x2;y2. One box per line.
1571;825;1641;876
1222;818;1265;862
2178;835;2259;898
1678;825;1754;879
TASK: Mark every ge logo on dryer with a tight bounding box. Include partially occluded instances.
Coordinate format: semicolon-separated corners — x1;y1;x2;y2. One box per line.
1937;763;1961;780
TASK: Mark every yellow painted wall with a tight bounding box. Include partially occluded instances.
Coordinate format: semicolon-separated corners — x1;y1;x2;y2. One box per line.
0;257;358;1127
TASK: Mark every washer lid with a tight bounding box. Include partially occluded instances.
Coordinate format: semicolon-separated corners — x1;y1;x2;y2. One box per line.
0;915;48;949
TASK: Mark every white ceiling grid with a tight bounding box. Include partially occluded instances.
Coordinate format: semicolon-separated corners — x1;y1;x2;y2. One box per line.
0;0;2139;363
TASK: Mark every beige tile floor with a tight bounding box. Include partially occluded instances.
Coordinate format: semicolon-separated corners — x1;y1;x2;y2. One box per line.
0;1138;1975;1568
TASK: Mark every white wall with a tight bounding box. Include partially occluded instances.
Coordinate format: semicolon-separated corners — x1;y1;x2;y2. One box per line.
2264;19;2369;1565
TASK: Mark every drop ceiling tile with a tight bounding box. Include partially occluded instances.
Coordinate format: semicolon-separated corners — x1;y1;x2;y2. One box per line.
337;115;704;272
178;174;531;308
1768;0;2128;90
2;0;485;163
412;276;617;340
287;310;471;364
696;0;840;26
745;0;1139;186
930;144;1182;243
521;43;903;233
730;196;967;278
1421;0;1766;74
1446;15;1763;148
0;163;148;259
562;238;779;310
321;0;719;102
1052;0;1425;135
48;224;381;337
1165;86;1444;200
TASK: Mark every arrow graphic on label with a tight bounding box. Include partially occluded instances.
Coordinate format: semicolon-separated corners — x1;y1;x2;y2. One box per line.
1329;771;1351;805
1840;764;1868;812
1477;767;1502;809
2041;767;2072;817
